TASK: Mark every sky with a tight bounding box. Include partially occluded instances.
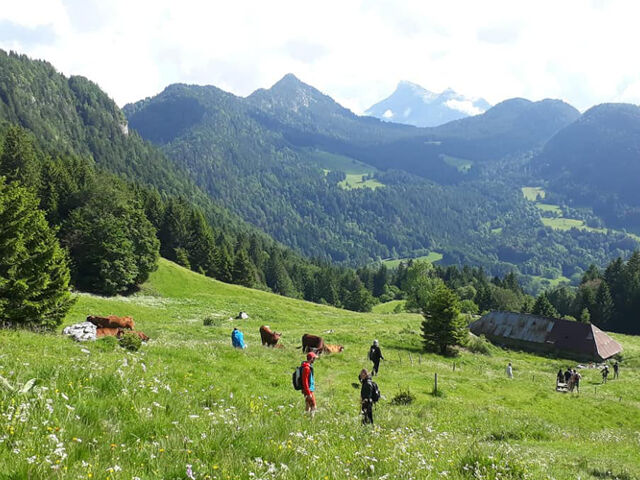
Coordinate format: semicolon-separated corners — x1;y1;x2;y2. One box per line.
1;0;640;114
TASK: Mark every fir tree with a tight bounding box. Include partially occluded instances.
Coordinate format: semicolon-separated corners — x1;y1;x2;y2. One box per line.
532;293;559;318
420;280;467;355
0;126;41;189
0;178;74;328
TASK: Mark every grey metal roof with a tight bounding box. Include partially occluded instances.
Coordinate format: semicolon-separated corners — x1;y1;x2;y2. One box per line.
470;311;623;360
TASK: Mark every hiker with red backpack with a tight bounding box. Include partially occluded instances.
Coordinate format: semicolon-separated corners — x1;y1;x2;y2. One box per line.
297;352;317;417
359;368;380;425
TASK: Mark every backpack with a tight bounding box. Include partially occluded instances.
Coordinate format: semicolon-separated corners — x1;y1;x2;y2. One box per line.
370;380;380;402
292;366;303;390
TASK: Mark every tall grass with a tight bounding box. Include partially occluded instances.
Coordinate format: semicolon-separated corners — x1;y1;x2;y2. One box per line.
1;259;639;479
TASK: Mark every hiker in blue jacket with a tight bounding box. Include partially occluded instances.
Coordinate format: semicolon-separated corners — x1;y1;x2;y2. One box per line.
231;327;246;349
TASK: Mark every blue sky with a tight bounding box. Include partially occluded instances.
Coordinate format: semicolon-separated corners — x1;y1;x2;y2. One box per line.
1;0;639;113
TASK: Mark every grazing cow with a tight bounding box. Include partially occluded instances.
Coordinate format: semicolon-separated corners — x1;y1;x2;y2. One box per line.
322;343;344;354
259;325;282;347
87;315;135;330
301;334;325;353
96;327;124;338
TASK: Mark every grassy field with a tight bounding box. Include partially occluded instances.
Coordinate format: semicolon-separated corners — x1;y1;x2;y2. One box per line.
303;148;384;190
338;174;384;190
440;155;473;173
382;253;444;268
521;187;546;201
535;204;562;215
370;300;405;314
1;259;640;479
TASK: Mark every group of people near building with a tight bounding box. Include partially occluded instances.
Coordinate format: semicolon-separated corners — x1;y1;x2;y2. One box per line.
557;367;582;392
555;360;620;392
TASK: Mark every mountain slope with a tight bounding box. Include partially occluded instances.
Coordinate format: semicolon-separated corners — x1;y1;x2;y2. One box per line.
365;81;491;127
535;103;640;227
431;98;581;161
124;76;637;277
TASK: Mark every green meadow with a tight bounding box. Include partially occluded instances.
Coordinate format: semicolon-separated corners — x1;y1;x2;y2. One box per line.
382;253;444;269
303;148;384;190
441;154;474;173
1;259;639;479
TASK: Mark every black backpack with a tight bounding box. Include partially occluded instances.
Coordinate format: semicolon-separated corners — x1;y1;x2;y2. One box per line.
292;366;303;390
369;379;380;402
292;364;313;391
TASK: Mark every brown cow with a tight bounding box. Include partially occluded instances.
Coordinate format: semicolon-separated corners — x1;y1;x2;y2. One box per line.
301;334;324;353
322;343;344;354
96;327;124;338
259;325;282;347
87;315;135;330
96;328;149;342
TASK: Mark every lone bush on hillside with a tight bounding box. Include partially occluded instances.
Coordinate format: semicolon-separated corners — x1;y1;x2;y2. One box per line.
391;389;415;405
467;334;493;355
119;332;142;352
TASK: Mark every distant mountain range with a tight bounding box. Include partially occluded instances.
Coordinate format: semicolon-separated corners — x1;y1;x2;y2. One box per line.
365;81;492;127
3;50;639;282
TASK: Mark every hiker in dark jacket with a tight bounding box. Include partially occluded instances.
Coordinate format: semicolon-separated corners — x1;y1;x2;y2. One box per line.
556;369;564;385
359;368;374;425
368;340;384;376
564;368;572;384
613;361;619;379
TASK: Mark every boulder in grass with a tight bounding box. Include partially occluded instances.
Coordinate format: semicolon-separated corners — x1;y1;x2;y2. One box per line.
62;322;97;342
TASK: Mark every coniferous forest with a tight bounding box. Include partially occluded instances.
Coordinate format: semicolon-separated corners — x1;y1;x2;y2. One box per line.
2;49;640;334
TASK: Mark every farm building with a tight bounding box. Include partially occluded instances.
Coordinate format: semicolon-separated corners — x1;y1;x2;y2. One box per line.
469;311;622;362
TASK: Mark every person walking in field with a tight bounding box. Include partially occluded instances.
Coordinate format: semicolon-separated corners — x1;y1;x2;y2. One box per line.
613;361;619;379
506;362;513;379
359;369;375;425
368;340;385;376
571;369;581;393
564;367;572;384
301;352;318;417
231;327;246;349
556;369;564;386
602;365;609;384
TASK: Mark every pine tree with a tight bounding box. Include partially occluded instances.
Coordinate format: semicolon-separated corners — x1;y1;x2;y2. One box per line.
232;248;255;287
593;281;614;328
420;281;466;354
532;293;559;318
373;264;388;297
63;188;159;295
0;178;74;328
0;126;41;189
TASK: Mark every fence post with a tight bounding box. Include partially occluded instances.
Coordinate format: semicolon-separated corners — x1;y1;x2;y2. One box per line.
434;373;438;394
453;362;456;372
409;353;413;366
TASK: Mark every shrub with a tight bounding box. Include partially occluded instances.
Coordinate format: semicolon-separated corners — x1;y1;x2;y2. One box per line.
203;315;218;326
390;389;415;405
119;332;142;352
467;334;493;355
95;336;119;352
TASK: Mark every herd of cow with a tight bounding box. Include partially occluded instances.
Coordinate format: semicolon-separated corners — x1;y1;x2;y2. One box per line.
86;315;150;341
259;326;344;354
77;317;337;354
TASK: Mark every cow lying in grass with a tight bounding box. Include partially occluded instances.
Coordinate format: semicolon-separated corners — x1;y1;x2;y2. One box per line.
300;334;343;354
87;315;135;330
95;328;150;342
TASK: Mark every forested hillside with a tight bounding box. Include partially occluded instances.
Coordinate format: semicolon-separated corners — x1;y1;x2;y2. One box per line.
535;103;640;229
125;74;636;282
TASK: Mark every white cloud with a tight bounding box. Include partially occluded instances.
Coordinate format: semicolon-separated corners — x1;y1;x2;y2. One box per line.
445;99;485;116
382;109;394;118
1;0;640;112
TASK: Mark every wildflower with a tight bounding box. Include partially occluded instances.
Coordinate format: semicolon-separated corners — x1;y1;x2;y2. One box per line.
186;464;196;480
